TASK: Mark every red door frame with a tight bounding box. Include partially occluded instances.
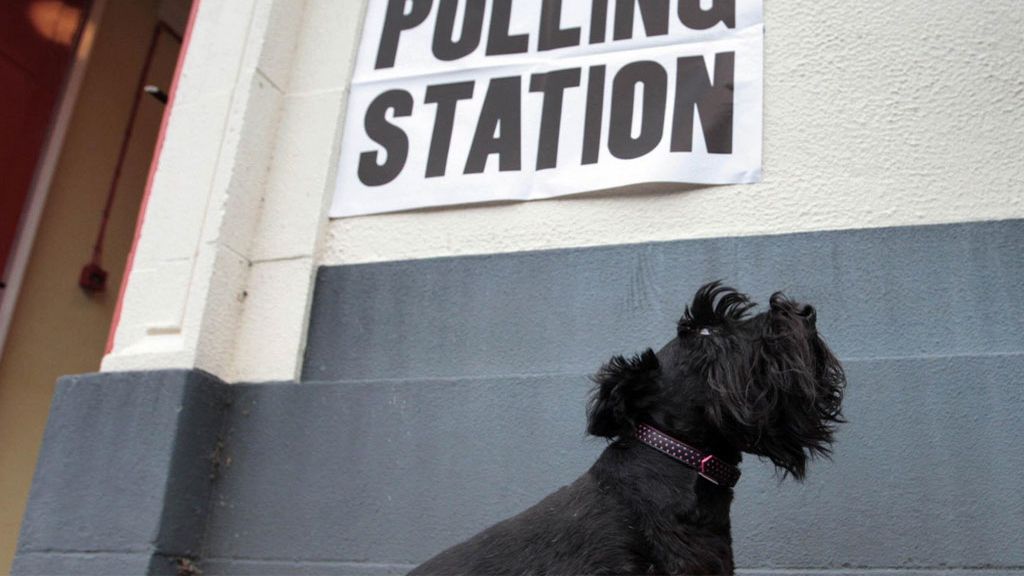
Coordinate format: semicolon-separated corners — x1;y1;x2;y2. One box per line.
0;0;98;359
0;0;92;283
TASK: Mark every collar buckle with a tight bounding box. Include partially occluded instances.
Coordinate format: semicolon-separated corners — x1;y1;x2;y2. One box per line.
698;454;722;485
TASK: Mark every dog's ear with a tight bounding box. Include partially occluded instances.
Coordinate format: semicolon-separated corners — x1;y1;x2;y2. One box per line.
586;349;661;438
705;293;845;479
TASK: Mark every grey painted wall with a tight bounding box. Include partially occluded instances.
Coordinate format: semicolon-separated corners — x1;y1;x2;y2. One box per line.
14;370;229;576
15;220;1024;575
304;219;1024;381
202;357;1024;574
294;219;1024;574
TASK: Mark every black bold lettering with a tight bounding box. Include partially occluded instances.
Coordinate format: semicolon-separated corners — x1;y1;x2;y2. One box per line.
424;82;475;177
433;0;485;61
465;77;522;174
538;0;581;51
678;0;735;30
671;52;734;154
589;0;608;44
487;0;529;55
608;61;666;160
613;0;669;40
529;68;581;170
582;65;606;164
358;90;413;186
376;0;432;69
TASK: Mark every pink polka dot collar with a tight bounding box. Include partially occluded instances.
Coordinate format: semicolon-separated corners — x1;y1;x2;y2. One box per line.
634;423;741;487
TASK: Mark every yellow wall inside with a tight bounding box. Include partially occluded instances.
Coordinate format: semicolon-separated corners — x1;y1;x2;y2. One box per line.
0;0;180;571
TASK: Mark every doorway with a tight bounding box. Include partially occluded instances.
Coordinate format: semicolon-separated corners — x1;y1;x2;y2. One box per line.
0;1;190;571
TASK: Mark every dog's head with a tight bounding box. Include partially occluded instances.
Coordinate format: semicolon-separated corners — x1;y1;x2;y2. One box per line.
587;281;845;479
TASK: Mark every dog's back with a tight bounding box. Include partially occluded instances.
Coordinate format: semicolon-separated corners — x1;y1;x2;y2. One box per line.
410;471;637;575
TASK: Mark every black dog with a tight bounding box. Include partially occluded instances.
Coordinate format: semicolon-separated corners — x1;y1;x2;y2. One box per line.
410;282;845;575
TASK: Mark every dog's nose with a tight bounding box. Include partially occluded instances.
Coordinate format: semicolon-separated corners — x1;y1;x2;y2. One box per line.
799;305;816;323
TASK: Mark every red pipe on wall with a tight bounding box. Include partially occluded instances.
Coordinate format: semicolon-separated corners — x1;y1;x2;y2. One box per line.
81;21;182;292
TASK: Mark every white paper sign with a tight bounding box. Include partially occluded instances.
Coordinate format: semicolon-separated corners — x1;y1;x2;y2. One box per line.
331;0;763;217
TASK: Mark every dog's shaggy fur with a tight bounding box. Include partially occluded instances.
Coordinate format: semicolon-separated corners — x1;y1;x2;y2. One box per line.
409;282;845;575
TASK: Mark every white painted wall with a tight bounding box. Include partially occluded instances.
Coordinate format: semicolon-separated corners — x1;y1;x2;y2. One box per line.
104;0;1024;382
323;1;1024;265
103;0;364;381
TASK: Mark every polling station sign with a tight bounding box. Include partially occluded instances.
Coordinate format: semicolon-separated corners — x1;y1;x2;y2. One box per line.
331;0;763;217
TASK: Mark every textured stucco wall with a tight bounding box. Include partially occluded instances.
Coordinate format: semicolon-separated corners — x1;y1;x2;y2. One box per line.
322;1;1024;265
102;0;354;381
103;0;1024;381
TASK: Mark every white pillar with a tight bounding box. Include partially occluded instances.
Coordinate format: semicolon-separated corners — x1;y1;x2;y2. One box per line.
103;0;367;382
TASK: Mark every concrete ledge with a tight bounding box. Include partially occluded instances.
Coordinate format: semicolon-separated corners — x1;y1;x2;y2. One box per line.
14;356;1023;574
13;370;230;575
199;355;1023;571
202;559;414;575
736;572;1024;576
199;564;1024;576
737;572;1024;576
13;552;167;576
